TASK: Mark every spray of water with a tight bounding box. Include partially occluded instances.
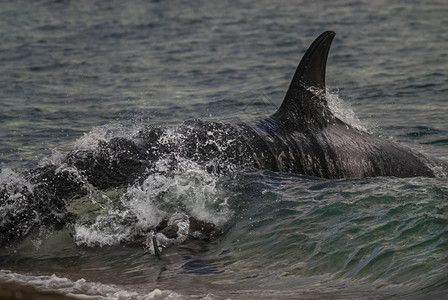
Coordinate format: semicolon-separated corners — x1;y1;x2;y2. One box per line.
326;88;367;132
73;146;233;247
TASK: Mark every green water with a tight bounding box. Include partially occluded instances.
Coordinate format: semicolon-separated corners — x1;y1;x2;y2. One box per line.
1;0;447;299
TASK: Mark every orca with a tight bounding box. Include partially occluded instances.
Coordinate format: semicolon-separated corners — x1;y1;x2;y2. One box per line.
1;31;447;245
61;30;444;184
63;30;445;185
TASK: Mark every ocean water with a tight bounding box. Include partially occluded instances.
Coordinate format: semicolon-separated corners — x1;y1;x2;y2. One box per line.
1;0;447;299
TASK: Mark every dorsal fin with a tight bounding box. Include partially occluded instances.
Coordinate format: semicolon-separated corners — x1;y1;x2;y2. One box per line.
272;31;336;130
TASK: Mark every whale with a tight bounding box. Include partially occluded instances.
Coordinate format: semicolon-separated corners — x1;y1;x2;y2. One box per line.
1;30;447;245
61;30;446;185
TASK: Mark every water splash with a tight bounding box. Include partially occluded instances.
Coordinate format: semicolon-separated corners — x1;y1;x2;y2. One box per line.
73;157;233;247
326;88;368;132
0;168;37;240
73;123;145;151
0;270;186;300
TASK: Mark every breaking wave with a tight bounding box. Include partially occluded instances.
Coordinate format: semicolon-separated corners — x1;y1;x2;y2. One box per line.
326;88;368;132
0;270;193;300
73;156;233;248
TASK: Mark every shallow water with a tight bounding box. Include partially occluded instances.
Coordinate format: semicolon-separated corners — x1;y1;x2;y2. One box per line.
1;0;448;299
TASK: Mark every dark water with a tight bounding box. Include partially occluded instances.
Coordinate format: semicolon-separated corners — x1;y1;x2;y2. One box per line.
1;0;448;299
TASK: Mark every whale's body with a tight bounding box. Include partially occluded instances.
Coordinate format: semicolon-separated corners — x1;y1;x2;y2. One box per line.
1;31;447;244
65;30;444;188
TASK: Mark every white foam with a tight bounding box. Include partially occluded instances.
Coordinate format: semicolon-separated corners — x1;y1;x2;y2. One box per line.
73;157;233;248
37;149;66;167
73;212;136;247
0;167;34;194
326;89;368;132
0;269;186;300
59;121;235;248
73;123;144;151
